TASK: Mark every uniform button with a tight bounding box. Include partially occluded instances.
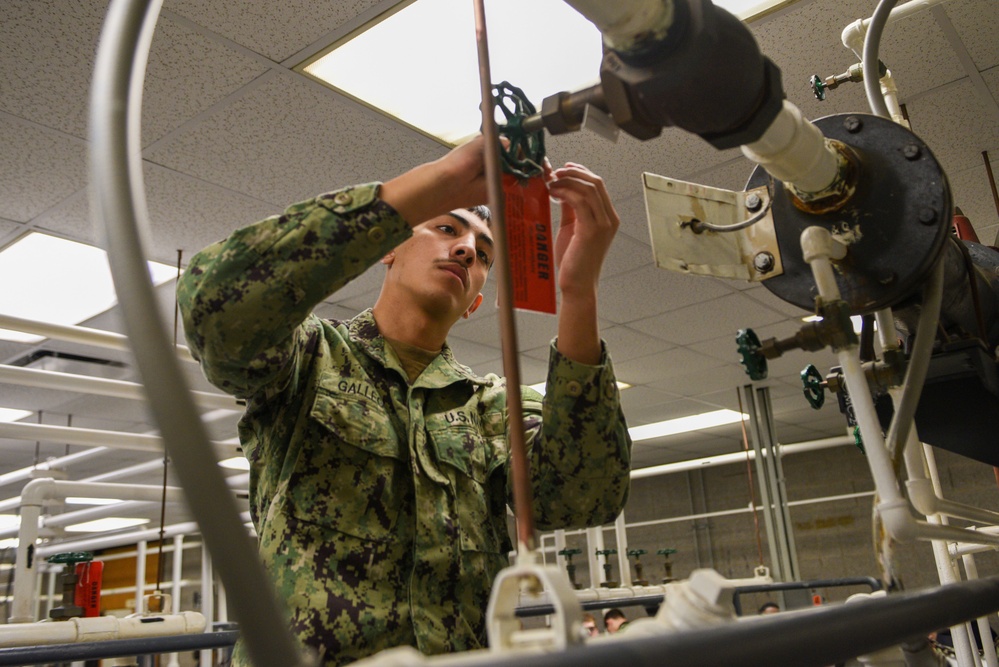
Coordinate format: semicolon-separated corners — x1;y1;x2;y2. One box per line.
604;382;616;399
368;226;386;243
333;191;353;206
566;380;582;397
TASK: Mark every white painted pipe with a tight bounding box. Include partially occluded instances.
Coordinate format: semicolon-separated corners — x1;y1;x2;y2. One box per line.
0;364;238;411
0;611;206;647
631;436;852;480
841;0;955;57
0;448;109;489
741;101;841;195
136;540;147;615
0;421;239;456
615;512;632;587
586;527;605;588
0;312;195;362
167;533;185;667
200;543;214;667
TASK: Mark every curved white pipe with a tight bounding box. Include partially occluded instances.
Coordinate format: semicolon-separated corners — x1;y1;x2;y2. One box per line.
841;0;955;57
562;0;674;52
0;421;239;456
0;313;195;362
0;364;239;411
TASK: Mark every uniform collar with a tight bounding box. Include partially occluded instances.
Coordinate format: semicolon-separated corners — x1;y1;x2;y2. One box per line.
347;309;491;388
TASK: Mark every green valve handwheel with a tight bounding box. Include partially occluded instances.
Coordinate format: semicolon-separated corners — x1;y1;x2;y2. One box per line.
801;364;825;409
47;552;93;565
492;81;545;180
736;328;767;380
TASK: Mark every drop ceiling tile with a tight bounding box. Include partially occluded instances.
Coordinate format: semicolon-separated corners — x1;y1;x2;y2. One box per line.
598;264;734;326
942;0;999;72
948;154;999;240
602;229;655;279
650;362;755;400
0;220;23;246
613;346;725;387
449;308;558;353
906;77;999;175
0;116;88;223
611;194;656;245
145;71;441;208
630;292;786;346
0;1;105;138
165;0;384;63
35;162;281;263
743;285;816;319
686;155;760;192
596;325;675;364
624;395;720;428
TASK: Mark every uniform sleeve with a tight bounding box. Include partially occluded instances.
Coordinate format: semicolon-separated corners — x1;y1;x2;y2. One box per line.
524;341;632;531
177;183;411;399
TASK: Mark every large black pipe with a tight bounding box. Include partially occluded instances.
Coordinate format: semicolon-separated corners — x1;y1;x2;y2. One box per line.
481;577;999;667
0;630;238;666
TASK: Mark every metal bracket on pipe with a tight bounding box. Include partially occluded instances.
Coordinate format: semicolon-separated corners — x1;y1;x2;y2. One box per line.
487;558;585;651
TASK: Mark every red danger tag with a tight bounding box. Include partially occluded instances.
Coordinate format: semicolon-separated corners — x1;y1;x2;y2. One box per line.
502;174;556;314
75;560;103;617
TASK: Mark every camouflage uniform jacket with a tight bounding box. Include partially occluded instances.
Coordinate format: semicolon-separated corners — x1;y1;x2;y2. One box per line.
177;183;632;666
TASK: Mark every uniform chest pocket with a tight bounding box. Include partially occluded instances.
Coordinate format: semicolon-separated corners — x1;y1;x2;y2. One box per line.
287;388;407;542
426;417;507;554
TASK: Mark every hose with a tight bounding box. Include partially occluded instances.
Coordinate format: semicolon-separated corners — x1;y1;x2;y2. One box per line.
862;0;900;118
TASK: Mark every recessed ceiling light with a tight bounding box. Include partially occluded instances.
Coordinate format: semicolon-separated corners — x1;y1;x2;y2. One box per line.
0;408;32;423
65;517;150;533
0;233;177;343
629;409;748;442
219;456;250;471
299;0;793;145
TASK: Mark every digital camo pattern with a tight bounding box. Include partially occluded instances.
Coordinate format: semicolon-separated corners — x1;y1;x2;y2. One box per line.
178;184;632;666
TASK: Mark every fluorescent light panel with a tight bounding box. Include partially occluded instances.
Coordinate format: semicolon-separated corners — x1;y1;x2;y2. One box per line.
629;409;748;442
65;497;123;506
301;0;791;145
0;408;32;423
0;233;177;343
219;456;250;471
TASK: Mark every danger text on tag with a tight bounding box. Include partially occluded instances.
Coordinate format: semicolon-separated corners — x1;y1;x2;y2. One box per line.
501;174;556;314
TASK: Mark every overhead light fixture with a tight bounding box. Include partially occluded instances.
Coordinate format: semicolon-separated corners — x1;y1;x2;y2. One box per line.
298;0;792;145
0;232;177;343
629;409;748;442
65;517;150;533
0;514;20;531
219;456;250;471
528;381;630;396
0;408;32;423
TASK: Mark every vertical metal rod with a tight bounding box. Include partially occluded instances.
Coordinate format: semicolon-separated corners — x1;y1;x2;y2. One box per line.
984;151;999;226
471;0;535;552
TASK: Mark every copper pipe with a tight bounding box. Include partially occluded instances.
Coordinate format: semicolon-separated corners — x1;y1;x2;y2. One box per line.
984;151;999;232
471;0;535;551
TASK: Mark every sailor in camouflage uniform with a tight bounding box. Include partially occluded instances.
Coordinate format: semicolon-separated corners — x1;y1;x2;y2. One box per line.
178;136;632;665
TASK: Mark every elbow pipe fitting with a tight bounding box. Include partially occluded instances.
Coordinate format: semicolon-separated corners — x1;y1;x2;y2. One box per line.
597;0;785;148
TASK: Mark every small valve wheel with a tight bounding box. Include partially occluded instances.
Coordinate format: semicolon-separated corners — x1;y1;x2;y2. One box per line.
801;364;825;409
493;81;545;179
736;328;768;380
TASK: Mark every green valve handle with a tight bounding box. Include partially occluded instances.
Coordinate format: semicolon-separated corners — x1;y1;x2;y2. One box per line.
736;328;768;380
810;74;827;101
493;81;545;180
801;364;825;409
853;425;866;454
627;549;647;559
47;552;93;565
596;548;617;558
558;548;582;561
656;548;677;557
